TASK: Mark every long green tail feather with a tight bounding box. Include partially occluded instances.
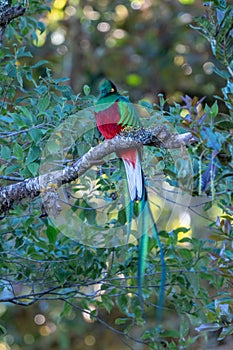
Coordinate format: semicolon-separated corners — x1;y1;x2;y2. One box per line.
137;176;166;320
149;204;166;320
126;200;134;243
137;188;148;307
122;162;166;318
122;162;134;243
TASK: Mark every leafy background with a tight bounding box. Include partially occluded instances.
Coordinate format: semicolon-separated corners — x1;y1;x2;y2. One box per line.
0;0;233;349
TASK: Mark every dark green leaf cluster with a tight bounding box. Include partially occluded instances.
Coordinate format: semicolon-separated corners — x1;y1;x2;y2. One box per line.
192;3;233;66
192;1;233;112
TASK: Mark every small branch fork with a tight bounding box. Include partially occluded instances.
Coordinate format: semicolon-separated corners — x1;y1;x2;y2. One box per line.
0;126;196;216
0;1;26;48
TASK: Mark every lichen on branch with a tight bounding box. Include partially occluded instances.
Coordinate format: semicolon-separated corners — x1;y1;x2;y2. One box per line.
0;126;195;216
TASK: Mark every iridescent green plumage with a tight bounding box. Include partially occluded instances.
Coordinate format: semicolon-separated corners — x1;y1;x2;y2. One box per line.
94;80;165;318
138;187;166;319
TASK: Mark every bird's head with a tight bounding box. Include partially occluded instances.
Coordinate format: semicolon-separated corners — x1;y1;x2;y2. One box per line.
99;80;118;97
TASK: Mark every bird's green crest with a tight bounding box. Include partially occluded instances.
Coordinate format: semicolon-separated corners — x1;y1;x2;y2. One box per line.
95;79;119;111
99;79;118;98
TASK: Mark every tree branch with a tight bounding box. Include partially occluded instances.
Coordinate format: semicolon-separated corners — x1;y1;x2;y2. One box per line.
0;126;196;216
0;2;26;48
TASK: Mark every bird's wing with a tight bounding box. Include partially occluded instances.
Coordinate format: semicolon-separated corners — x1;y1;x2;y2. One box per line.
117;97;142;128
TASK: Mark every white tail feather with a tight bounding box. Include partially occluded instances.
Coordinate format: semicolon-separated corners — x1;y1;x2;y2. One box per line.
123;151;142;201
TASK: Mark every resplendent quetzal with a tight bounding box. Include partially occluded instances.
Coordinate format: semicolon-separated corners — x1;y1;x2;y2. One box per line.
94;79;165;316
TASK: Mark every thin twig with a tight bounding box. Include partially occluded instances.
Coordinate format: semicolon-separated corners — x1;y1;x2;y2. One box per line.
0;175;24;181
0;123;46;138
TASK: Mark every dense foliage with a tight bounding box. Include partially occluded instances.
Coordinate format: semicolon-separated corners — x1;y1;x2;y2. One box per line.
0;0;233;349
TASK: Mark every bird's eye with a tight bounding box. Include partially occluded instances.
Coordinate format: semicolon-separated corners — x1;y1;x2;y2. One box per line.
110;88;115;92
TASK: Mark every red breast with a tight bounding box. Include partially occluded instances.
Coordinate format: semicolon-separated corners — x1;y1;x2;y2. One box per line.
95;102;122;139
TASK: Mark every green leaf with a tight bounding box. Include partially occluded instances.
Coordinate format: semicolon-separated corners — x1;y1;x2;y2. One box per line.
16;106;34;125
16;46;33;59
0;324;7;337
188;313;203;327
116;294;134;317
60;301;73;319
162;329;180;338
13;143;24;160
29;128;44;143
46;225;59;244
27;162;39;176
37;95;50;112
210;101;219;117
54;77;70;84
16;69;23;87
117;209;126;225
37;21;46;33
213;66;230;79
5;62;17;78
89;307;98;321
174;227;190;234
31;60;49;69
1;145;11;159
0;115;13;123
26;146;40;164
180;315;190;339
115;318;128;325
5;164;20;175
101;294;114;313
55;268;67;284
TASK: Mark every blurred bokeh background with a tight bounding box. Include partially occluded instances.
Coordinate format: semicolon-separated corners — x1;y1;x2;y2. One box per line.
0;0;228;349
32;0;223;102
